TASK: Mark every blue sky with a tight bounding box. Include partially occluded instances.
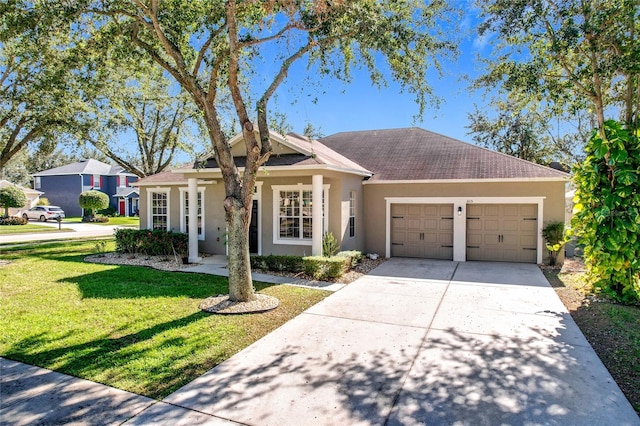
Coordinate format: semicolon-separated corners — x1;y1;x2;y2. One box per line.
266;6;491;144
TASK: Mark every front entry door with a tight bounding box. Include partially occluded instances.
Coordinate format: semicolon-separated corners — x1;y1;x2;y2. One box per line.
249;199;258;254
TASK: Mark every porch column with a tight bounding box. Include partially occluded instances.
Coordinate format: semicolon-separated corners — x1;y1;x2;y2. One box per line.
188;178;202;263
312;174;323;256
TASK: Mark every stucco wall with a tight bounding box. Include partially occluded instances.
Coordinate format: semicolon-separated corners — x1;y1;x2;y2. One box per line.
138;171;366;256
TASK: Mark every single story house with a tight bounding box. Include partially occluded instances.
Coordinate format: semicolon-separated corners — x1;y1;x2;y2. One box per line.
134;127;569;264
32;159;139;217
0;180;44;216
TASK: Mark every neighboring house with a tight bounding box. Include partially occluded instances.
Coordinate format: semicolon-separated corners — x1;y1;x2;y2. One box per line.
134;127;569;264
32;159;139;217
0;180;44;216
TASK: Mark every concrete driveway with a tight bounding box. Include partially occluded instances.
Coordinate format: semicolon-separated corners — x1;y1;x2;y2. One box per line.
141;258;638;425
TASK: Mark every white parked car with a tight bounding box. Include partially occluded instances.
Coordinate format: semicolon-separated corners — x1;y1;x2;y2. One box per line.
22;206;66;222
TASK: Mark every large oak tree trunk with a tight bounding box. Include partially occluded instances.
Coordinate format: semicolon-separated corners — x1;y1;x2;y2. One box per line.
224;192;255;302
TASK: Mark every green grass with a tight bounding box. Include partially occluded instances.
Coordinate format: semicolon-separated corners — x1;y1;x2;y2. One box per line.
65;216;140;227
0;224;72;235
0;241;329;399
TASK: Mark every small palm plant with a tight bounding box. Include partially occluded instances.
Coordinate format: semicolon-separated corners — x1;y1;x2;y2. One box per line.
542;221;567;266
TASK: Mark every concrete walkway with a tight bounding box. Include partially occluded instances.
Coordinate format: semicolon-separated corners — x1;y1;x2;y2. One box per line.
2;259;638;425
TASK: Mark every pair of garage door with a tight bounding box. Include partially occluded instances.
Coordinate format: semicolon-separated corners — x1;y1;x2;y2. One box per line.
391;203;538;263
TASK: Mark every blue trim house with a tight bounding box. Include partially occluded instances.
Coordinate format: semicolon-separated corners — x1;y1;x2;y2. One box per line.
33;159;139;217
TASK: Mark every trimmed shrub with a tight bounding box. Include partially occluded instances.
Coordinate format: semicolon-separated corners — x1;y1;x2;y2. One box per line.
79;190;109;219
336;250;363;268
115;228;188;256
98;206;117;217
250;255;305;273
82;215;110;223
0;216;28;226
0;186;27;217
303;256;346;280
36;197;49;206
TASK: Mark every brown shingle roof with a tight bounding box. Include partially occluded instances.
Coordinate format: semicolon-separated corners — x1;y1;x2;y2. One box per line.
320;127;569;181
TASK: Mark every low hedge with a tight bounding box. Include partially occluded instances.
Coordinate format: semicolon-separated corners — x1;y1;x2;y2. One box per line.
83;215;109;223
115;228;188;256
303;256;347;280
0;216;28;226
251;250;363;280
336;250;363;268
250;255;305;273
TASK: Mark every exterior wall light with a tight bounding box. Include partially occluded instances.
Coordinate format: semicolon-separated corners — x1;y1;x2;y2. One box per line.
457;206;463;216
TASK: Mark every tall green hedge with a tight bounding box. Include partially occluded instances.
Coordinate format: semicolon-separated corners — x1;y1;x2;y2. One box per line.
115;229;189;256
572;120;640;303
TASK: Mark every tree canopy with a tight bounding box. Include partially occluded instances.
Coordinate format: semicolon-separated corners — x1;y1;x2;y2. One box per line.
66;0;457;302
82;63;203;177
0;3;90;169
476;0;640;134
0;185;27;217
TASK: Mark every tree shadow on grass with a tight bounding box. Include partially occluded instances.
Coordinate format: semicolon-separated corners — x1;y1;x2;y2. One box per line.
3;312;209;399
54;265;277;300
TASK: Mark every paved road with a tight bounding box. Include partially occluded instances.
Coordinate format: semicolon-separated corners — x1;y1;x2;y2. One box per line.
0;220;121;246
1;259;638;425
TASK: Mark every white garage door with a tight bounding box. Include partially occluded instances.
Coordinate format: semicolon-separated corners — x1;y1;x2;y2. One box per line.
391;204;454;260
466;204;538;263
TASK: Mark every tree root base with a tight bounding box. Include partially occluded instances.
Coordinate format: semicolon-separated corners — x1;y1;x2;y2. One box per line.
199;294;279;314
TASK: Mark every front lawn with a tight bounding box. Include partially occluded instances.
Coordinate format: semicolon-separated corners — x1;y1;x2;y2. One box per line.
0;241;329;399
65;216;140;227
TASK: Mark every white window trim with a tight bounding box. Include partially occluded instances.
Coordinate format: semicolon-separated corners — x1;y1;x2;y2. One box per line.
34;176;41;190
179;187;206;240
349;190;356;239
93;174;101;189
146;188;171;231
272;183;330;246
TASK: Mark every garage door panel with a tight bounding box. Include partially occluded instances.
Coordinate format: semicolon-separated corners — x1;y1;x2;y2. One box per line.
466;204;538;263
520;235;537;246
521;219;537;232
520;205;537;216
503;205;520;216
406;218;422;230
502;219;519;232
484;205;499;216
467;204;483;216
423;233;437;243
424;218;438;230
391;204;453;260
440;233;453;245
407;204;422;216
503;234;519;246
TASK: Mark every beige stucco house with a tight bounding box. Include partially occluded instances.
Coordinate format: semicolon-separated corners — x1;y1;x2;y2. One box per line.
135;127;569;264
